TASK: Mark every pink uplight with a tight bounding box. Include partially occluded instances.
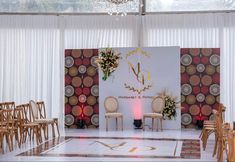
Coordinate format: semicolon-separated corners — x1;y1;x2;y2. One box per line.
133;98;142;119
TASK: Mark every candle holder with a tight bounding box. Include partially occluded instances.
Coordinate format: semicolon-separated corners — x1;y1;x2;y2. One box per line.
133;119;142;129
195;113;205;129
76;118;85;129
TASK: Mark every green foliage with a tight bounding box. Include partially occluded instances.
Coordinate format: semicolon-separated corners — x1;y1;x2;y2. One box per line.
162;95;177;120
97;48;121;81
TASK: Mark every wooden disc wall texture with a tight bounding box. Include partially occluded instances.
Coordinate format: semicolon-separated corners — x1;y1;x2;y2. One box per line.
65;49;99;129
181;48;220;128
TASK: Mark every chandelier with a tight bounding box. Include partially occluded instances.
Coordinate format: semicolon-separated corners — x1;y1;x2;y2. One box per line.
107;0;133;5
105;0;140;16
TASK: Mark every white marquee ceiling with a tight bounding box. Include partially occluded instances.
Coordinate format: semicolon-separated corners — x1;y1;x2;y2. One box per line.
0;0;234;14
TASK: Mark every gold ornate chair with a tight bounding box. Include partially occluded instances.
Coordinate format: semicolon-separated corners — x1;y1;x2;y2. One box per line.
104;96;123;131
143;96;165;131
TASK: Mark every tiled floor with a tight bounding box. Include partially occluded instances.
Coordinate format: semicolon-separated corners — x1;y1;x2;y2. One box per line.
0;129;218;162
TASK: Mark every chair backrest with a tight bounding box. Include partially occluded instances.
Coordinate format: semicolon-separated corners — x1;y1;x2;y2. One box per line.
104;96;118;113
4;102;15;109
14;105;25;126
0;103;4;110
22;104;33;123
1;109;15;128
0;110;3;129
29;100;39;121
0;102;15;110
152;96;165;113
215;112;223;138
37;101;46;119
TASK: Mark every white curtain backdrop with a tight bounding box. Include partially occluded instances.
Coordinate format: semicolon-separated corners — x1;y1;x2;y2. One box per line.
0;15;63;131
63;15;139;49
0;13;235;127
142;13;235;124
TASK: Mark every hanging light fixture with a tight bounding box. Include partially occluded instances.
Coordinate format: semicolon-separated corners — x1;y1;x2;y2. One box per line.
107;0;133;5
105;0;140;16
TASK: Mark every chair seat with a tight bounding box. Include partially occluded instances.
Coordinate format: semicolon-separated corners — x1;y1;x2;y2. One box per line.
35;119;54;124
24;123;39;127
0;129;8;133
143;113;163;118
105;113;123;118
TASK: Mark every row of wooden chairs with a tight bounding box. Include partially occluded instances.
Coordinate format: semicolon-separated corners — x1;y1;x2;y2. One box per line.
200;103;235;162
0;101;60;154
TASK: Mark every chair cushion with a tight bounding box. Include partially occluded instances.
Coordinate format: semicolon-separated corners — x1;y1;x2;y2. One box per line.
143;113;163;118
35;119;54;124
105;113;123;118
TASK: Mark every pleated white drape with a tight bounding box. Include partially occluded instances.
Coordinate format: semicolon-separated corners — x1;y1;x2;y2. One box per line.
63;15;139;49
0;15;61;120
142;13;235;123
0;13;235;126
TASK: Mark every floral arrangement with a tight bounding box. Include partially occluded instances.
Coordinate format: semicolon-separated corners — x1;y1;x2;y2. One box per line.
95;48;121;81
158;90;179;120
163;95;177;120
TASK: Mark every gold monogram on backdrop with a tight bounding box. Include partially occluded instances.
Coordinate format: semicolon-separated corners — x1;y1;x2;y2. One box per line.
124;48;153;94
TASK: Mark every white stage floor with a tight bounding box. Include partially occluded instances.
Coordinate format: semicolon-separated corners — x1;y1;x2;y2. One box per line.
0;129;217;162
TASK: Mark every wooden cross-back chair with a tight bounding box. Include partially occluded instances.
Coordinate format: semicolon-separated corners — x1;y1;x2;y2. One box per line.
213;112;230;162
0;109;19;152
228;130;235;162
29;100;59;140
200;103;225;150
0;110;12;153
14;105;42;146
36;101;60;137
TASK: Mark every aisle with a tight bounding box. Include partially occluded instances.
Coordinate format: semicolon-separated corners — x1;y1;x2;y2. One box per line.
0;129;216;162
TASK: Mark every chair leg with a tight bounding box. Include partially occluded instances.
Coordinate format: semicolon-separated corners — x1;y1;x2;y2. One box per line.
46;125;49;140
55;121;60;137
121;116;123;131
0;133;3;154
35;126;39;145
38;125;42;143
116;118;118;130
143;117;145;131
52;123;55;138
6;134;12;152
160;118;163;131
213;135;218;157
106;117;108;131
10;133;14;151
152;118;154;131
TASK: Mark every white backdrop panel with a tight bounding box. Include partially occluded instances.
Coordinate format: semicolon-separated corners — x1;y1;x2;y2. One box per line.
99;47;181;130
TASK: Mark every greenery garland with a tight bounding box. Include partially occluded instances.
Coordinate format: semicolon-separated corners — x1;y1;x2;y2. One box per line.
162;95;177;120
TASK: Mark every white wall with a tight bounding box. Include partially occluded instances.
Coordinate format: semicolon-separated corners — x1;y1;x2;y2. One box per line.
99;47;181;130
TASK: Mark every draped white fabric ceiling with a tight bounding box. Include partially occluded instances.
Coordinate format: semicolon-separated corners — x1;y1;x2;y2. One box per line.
0;13;235;127
0;0;234;13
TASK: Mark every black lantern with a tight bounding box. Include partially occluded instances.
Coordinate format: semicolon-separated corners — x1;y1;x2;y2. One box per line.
76;118;85;129
133;119;142;129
